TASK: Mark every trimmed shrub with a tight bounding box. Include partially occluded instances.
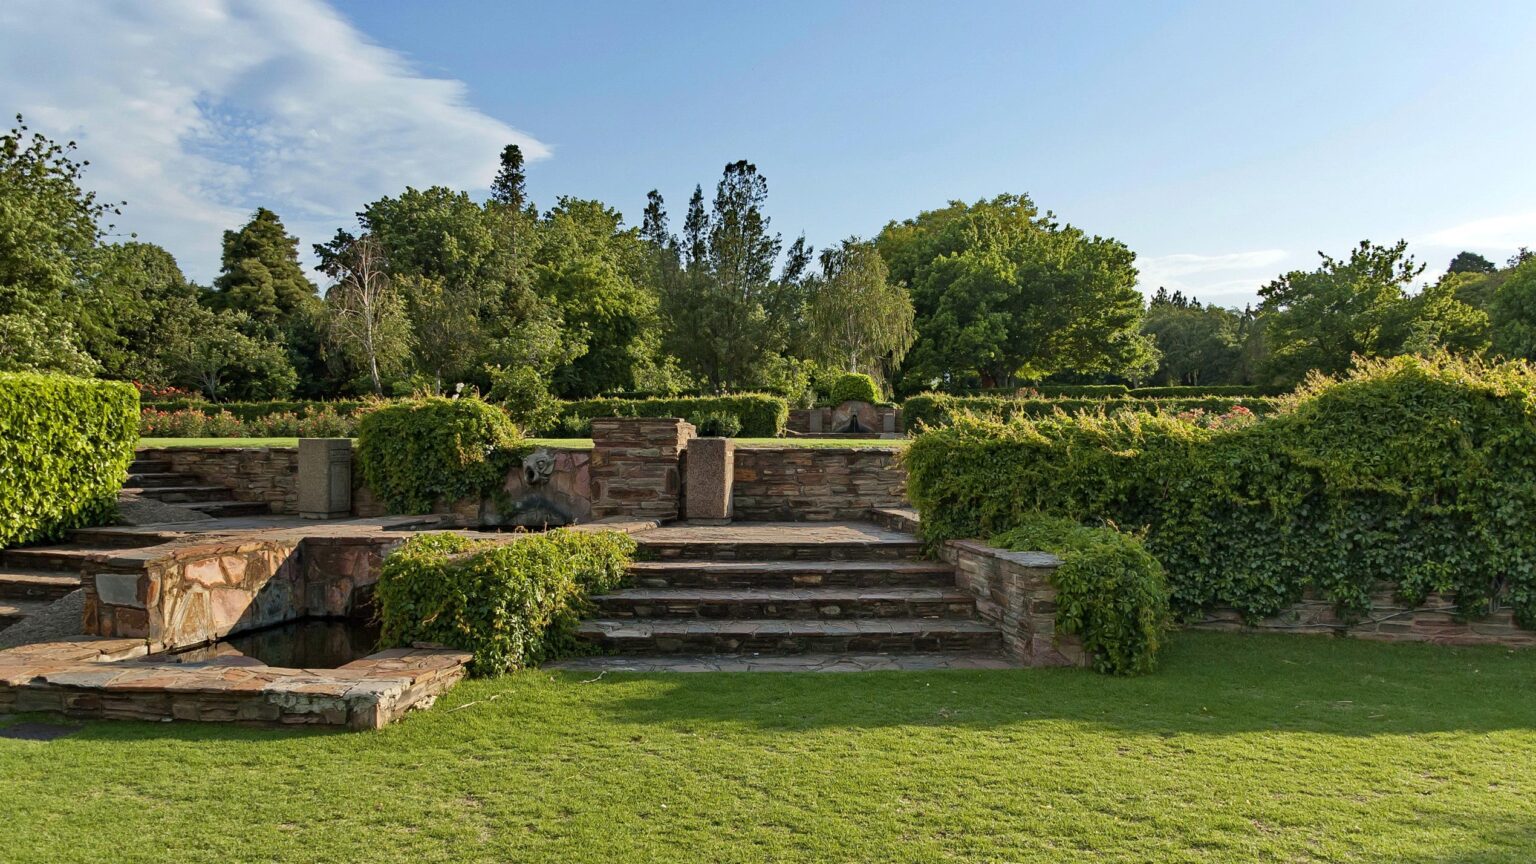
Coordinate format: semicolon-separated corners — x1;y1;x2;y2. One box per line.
139;403;362;438
376;529;636;675
900;392;1281;431
688;410;743;438
0;373;138;549
906;355;1536;634
149;398;371;421
554;394;788;437
1129;385;1289;398
355;397;525;514
992;515;1168;676
1030;384;1131;398
828;372;881;405
487;365;561;435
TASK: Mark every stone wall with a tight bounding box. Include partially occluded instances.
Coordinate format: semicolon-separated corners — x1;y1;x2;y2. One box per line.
940;539;1088;667
731;447;907;521
590;418;695;520
787;404;901;435
1191;585;1536;647
138;446;298;514
83;533;403;650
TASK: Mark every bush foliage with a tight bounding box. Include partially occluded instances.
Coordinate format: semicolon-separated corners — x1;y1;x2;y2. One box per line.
376;529;636;675
900;392;1280;431
827;372;881;405
139;404;358;438
355;397;525;514
991;515;1168;675
552;394;788;437
688;410;743;438
0;373;138;549
906;355;1536;638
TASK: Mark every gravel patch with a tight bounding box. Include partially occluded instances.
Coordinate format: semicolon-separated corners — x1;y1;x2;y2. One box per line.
0;590;85;649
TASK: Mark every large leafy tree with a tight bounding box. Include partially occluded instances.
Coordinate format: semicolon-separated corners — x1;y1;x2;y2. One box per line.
0;115;118;374
81;241;201;382
877;194;1155;391
1490;258;1536;360
804;238;915;382
157;300;297;400
211;208;318;328
316;232;412;395
1258;241;1488;383
1140;289;1244;385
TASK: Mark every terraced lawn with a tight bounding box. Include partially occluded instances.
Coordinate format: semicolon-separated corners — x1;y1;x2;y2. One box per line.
3;631;1534;862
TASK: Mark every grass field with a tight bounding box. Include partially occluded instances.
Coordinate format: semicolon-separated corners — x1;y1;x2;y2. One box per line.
137;437;906;450
4;631;1534;863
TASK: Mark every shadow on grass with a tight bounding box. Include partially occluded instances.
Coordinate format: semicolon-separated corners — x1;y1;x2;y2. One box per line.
569;630;1536;737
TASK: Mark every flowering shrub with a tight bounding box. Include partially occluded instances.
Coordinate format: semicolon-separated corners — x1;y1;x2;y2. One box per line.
139;404;361;438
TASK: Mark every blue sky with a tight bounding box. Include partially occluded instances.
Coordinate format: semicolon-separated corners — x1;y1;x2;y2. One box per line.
4;0;1534;304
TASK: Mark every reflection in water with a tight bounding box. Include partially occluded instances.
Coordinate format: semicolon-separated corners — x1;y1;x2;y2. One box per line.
147;618;381;669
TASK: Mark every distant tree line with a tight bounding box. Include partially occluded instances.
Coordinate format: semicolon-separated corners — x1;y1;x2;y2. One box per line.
4;114;1533;404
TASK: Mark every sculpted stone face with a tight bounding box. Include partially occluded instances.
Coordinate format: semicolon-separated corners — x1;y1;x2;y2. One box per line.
522;448;556;487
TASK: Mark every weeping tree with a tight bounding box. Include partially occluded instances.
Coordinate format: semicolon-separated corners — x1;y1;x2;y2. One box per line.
805;238;915;383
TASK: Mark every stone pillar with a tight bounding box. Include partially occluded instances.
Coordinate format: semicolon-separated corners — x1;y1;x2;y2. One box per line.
298;438;353;519
808;409;823;434
590;418;695;520
684;437;735;523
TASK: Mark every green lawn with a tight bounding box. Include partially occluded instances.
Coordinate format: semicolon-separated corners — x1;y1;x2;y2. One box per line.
4;631;1535;863
137;437;905;450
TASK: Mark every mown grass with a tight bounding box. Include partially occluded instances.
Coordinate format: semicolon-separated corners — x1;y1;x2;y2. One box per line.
136;437;905;450
3;631;1535;863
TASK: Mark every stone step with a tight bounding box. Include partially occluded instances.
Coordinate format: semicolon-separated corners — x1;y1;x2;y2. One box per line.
121;485;233;503
594;587;977;620
638;540;926;562
627;560;956;589
0;546;104;573
0;569;80;601
577;618;1002;655
0;598;56;631
183;500;271;517
124;472;202;488
67;527;181;549
128;458;173;474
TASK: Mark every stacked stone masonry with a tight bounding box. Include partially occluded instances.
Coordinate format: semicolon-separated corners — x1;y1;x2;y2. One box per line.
731;447;906;521
137;446;298;515
590;418;695;520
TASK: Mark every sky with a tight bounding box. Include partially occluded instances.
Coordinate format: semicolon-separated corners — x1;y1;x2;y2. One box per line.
3;0;1534;306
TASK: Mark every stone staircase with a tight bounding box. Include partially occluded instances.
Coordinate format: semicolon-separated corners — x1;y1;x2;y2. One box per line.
575;522;1004;657
121;455;270;518
0;544;104;632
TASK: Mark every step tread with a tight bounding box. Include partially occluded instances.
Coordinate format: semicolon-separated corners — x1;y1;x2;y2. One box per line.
0;569;81;588
0;598;57;618
629;560;951;573
122;485;230;494
184;501;270;515
602;587;971;602
579;618;999;636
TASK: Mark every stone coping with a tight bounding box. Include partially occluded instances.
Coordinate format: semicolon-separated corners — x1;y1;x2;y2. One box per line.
0;638;470;730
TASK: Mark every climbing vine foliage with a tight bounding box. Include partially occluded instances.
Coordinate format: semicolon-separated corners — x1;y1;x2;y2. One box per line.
906;355;1536;646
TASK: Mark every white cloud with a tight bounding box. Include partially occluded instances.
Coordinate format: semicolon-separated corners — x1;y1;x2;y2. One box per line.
1136;249;1289;307
0;0;547;282
1420;211;1536;253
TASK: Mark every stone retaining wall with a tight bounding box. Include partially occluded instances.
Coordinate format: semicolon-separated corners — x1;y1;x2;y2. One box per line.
590;418;695;520
940;539;1087;667
732;447;907;521
138;446;298;514
1192;585;1536;647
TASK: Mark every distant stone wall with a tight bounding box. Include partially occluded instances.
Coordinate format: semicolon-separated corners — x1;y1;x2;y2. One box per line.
590;418;695;520
1191;585;1536;647
138;446;297;515
731;447;907;521
786;404;901;435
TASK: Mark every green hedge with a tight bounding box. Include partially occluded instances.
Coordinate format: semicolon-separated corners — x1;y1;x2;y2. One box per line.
355;397;525;514
1;373;138;549
552;394;788;437
376;529;636;675
905;355;1536;647
828;373;881;405
148;398;372;421
1129;385;1290;398
992;516;1168;675
900;393;1281;431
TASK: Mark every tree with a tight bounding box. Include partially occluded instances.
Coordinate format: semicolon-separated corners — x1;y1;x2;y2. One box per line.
877;194;1155;391
1141;289;1243;385
158;300;296;400
640;190;668;248
490;144;528;211
81;241;200;382
1448;251;1497;275
0;114;118;373
1258;240;1486;382
212;208;318;329
1490;258;1536;360
319;233;412;395
804;238;915;381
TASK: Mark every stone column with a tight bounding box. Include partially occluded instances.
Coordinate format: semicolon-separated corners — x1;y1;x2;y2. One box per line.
590;418;696;520
684;437;735;523
298;438;353;519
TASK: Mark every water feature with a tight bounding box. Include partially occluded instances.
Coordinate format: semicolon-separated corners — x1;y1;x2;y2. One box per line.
143;618;382;669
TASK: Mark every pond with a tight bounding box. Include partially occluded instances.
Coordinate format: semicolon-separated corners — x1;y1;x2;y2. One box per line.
142;618;382;669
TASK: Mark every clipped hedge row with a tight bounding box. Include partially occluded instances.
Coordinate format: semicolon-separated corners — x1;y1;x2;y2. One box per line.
355;397;525;514
906;356;1536;666
139;405;357;438
551;394;789;438
376;529;636;675
1;373;138;549
900;392;1281;431
146;398;373;421
1128;385;1290;398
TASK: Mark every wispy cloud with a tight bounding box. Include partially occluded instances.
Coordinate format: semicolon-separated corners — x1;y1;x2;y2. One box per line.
0;0;546;282
1136;249;1289;307
1420;211;1536;252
